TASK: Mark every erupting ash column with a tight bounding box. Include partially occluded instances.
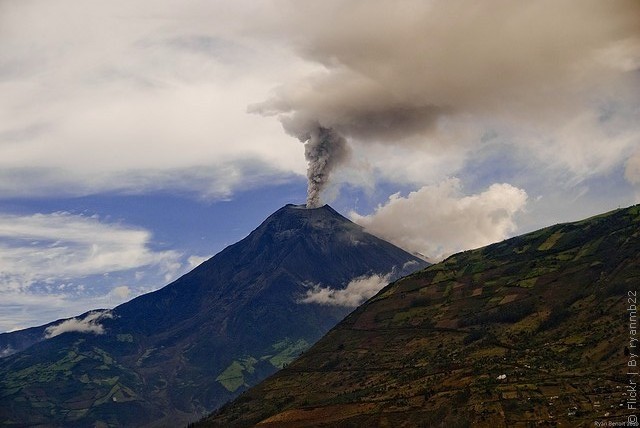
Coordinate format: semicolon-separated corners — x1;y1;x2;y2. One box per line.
302;126;349;208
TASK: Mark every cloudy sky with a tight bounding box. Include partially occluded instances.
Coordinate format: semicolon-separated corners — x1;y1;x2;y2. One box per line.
1;0;638;332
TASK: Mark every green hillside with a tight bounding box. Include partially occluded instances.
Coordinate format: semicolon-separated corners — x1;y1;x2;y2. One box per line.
202;205;640;427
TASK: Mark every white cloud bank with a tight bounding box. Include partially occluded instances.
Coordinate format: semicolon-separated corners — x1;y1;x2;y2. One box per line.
44;310;113;339
0;1;308;199
300;273;392;308
350;179;528;261
0;212;181;286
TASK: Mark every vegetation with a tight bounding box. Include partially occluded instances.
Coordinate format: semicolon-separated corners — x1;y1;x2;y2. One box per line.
459;299;536;326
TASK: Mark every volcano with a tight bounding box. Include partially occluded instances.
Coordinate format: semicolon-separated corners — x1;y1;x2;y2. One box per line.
0;204;427;427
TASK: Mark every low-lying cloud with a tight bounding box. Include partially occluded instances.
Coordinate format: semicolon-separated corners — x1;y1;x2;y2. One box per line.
350;178;528;261
44;310;113;339
0;346;15;358
300;273;392;307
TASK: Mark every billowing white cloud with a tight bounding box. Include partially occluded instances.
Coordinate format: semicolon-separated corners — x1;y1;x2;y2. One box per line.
44;310;113;339
350;179;528;261
300;273;391;308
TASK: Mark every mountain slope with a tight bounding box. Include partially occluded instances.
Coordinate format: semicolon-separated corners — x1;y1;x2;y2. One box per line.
0;204;426;427
202;204;640;427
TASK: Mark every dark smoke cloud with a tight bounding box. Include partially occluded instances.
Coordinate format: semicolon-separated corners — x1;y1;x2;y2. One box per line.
252;0;640;204
294;125;350;208
252;73;450;206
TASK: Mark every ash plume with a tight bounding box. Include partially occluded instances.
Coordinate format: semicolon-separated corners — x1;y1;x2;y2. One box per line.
251;0;639;196
301;126;350;208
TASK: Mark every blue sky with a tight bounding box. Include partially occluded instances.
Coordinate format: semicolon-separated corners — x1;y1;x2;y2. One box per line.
0;0;638;332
